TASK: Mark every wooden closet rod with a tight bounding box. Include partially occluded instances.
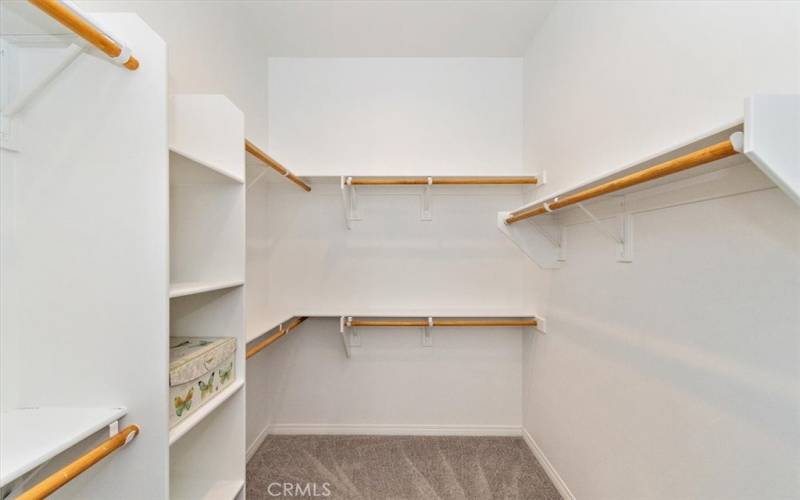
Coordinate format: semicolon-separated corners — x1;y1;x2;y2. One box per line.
245;140;312;192
349;318;537;327
246;317;309;359
349;177;538;186
18;425;140;500
505;138;738;224
29;0;139;70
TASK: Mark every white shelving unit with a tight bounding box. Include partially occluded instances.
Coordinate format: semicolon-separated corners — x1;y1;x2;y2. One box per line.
169;94;246;499
0;407;127;488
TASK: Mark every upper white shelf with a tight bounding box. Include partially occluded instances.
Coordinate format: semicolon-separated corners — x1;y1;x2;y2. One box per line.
508;96;797;218
0;406;126;487
170;280;244;299
498;95;800;269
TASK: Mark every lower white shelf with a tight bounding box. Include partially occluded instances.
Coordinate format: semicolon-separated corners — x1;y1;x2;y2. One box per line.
169;379;244;446
171;478;244;500
0;406;127;487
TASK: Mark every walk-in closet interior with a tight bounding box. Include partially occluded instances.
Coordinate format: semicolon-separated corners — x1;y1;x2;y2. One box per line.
0;1;798;499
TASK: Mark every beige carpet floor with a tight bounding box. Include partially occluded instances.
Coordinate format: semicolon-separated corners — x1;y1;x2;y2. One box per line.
246;435;561;500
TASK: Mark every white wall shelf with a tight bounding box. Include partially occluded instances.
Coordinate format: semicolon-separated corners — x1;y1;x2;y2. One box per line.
245;312;545;361
171;479;244;500
337;175;541;228
246;309;542;344
499;96;800;269
169;280;244;299
169;379;244;446
247;313;296;343
0;406;126;488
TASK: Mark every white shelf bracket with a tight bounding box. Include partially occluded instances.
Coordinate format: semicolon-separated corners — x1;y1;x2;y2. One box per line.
108;420;119;437
576;203;633;263
349;322;361;348
1;43;84;120
421;316;433;347
528;217;562;251
496;211;562;269
618;212;634;263
339;316;352;358
421;177;433;221
534;316;547;334
340;176;361;230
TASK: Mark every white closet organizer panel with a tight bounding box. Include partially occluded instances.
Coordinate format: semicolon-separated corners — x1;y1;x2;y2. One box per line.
0;406;126;487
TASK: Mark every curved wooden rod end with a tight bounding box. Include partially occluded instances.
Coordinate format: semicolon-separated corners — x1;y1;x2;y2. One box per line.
18;422;141;500
124;57;140;70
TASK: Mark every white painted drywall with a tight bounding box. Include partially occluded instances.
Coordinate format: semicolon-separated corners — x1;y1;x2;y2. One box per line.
521;2;800;499
0;13;169;499
524;0;800;199
245;177;549;448
77;0;555;58
246;57;545;448
77;0;270;147
248;318;524;437
267;58;524;176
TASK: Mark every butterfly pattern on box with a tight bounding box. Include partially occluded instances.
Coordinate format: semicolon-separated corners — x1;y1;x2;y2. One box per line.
219;362;233;384
198;372;215;399
174;387;193;416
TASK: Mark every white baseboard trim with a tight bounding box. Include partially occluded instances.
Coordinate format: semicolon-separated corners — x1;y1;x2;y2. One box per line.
247;421;273;462
267;423;523;437
522;427;575;500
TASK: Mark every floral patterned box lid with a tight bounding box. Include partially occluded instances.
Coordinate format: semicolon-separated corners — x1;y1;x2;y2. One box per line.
169;337;236;386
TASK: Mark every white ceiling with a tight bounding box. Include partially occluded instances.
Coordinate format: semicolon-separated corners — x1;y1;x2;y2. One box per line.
5;0;556;57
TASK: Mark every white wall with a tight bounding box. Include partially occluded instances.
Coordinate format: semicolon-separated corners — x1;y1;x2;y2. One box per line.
245;178;548;452
268;58;524;176
251;318;524;431
78;0;269;146
521;2;800;499
246;57;548;452
524;0;800;198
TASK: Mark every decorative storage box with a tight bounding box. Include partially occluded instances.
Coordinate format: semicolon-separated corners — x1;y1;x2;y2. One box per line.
169;337;236;427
